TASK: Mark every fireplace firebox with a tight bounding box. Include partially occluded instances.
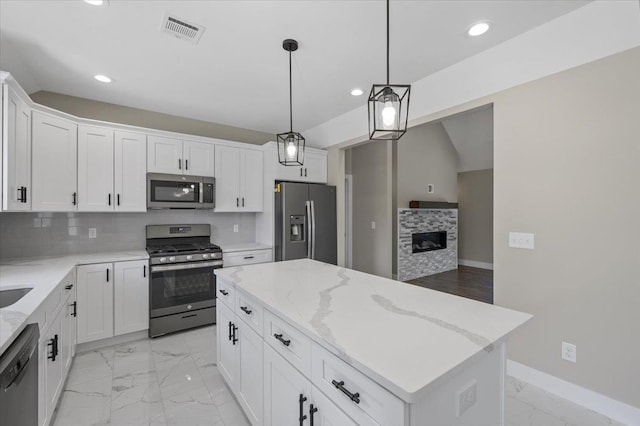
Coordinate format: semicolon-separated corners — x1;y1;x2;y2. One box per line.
412;231;447;253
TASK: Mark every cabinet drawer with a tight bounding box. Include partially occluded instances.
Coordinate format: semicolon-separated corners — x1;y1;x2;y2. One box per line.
235;289;263;337
217;278;235;309
264;309;312;378
224;249;272;267
312;343;405;426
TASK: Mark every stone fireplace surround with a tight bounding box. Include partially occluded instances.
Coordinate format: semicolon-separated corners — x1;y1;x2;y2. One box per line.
398;205;458;281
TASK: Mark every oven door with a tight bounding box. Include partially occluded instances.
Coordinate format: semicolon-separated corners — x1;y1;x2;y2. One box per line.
149;260;222;318
147;173;204;209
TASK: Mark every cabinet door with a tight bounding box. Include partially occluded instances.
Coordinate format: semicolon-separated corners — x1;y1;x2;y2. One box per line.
147;135;182;174
60;294;75;375
310;386;359;426
184;140;215;177
214;145;240;212
217;302;238;390
114;131;147;212
237;321;264;425
303;151;328;183
78;125;114;212
77;263;114;343
31;111;77;211
114;260;149;335
239;148;263;212
274;161;304;181
264;343;312;426
42;306;64;424
2;86;31;211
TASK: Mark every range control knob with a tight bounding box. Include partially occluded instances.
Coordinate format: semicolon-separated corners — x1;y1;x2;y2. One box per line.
169;256;176;262
202;253;210;259
159;257;167;263
186;255;193;260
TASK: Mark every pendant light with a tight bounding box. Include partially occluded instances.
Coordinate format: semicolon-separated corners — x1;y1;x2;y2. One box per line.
368;0;410;140
277;39;305;166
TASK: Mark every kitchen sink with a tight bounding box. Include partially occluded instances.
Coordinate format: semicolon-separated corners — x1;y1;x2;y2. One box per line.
0;288;33;308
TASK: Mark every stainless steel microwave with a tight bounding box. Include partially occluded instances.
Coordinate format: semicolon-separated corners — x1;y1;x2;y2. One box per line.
147;173;215;209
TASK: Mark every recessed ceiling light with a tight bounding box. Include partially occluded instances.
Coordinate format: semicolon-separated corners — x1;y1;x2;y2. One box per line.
94;74;112;83
84;0;105;5
350;88;364;96
467;22;490;37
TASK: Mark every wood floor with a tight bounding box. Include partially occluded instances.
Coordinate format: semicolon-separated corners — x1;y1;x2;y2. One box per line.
406;265;493;304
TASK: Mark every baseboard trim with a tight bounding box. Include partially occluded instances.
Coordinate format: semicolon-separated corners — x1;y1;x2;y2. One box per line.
76;330;148;353
458;259;494;270
507;360;640;425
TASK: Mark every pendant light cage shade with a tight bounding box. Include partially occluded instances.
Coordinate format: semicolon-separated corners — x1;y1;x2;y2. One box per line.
368;84;411;140
277;131;305;166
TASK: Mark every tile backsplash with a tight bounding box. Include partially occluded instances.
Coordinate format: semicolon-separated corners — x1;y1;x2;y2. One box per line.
0;210;257;259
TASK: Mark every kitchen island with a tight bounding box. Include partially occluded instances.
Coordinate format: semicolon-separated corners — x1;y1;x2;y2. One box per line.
215;259;532;426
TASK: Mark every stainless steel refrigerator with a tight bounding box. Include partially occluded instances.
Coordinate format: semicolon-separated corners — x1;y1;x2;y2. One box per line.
274;181;337;264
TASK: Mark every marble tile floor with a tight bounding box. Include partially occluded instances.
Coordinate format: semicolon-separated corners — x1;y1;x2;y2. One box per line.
52;325;626;426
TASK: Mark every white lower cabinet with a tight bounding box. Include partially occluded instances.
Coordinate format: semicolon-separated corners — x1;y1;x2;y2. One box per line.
217;301;264;425
42;306;64;426
77;259;149;344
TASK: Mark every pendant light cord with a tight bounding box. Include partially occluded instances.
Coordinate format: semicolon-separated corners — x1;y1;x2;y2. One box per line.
386;0;390;85
289;49;293;133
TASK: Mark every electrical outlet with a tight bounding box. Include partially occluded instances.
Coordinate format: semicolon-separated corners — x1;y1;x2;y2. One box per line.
233;224;239;233
457;381;477;416
371;221;376;230
509;232;534;249
562;341;577;363
88;228;97;239
427;183;435;194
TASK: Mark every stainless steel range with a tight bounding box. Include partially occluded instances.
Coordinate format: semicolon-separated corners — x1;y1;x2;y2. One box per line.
146;224;223;337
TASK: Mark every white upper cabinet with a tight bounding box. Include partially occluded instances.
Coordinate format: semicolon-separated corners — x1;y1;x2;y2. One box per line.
214;145;263;212
183;140;215;176
302;151;328;183
270;143;328;184
78;125;114;212
114;131;147;212
148;136;215;177
31;111;78;211
2;85;31;211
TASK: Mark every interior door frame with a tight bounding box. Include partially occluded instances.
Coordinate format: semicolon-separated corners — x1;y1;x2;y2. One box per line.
345;174;353;269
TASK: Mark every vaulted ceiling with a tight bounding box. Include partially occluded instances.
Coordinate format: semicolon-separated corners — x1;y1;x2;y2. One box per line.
0;0;590;136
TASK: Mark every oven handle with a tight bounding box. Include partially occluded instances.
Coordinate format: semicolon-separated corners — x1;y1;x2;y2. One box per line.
150;260;223;272
199;182;204;204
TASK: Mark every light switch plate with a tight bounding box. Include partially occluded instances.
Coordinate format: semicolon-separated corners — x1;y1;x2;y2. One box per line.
233;224;239;233
562;341;577;363
509;232;534;249
88;228;97;239
457;381;477;416
371;221;376;230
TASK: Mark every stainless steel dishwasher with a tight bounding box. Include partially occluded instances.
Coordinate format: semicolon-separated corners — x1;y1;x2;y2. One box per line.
0;323;39;426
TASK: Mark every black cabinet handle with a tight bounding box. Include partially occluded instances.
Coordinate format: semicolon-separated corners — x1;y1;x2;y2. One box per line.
72;192;77;205
228;321;233;341
240;306;252;315
65;284;73;290
47;335;59;361
17;187;24;202
242;197;245;207
331;380;360;404
71;301;77;317
106;268;109;282
219;289;229;296
298;394;308;426
274;333;291;347
300;168;303;177
23;187;27;203
232;324;238;345
309;404;318;426
305;168;308;177
185;159;188;170
236;197;239;207
108;193;111;206
143;265;146;277
178;158;182;170
117;194;120;206
243;256;254;260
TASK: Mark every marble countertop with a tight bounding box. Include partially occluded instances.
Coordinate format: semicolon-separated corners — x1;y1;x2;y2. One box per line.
219;243;272;253
0;251;148;354
215;259;532;403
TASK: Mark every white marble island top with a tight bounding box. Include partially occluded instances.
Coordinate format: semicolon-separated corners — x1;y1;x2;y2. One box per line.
215;259;532;403
0;251;148;354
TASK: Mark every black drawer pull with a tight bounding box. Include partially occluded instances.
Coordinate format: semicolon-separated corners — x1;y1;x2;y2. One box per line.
65;284;73;290
219;289;229;296
232;324;238;345
47;335;59;361
240;306;252;315
117;194;120;206
228;321;233;341
274;333;291;347
309;404;318;426
298;394;308;426
243;256;254;260
71;301;77;317
331;380;360;404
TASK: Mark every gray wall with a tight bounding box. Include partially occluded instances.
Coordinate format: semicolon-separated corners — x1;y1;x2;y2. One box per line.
0;211;256;259
457;169;493;265
30;91;272;145
350;140;393;278
493;47;640;407
396;121;459;208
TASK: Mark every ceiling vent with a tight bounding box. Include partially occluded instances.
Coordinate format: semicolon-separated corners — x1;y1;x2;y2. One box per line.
161;12;205;44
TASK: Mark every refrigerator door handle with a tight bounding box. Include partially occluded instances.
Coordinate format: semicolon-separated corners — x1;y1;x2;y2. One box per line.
306;201;312;258
311;200;316;260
